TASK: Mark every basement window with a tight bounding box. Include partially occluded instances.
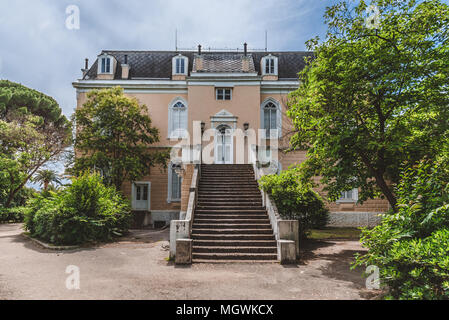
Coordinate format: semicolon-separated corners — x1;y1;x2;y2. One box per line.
216;88;232;100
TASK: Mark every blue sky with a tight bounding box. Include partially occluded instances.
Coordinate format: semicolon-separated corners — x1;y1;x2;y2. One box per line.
0;0;337;118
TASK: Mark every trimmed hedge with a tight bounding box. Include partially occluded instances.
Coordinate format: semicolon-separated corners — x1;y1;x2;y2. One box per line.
24;171;132;245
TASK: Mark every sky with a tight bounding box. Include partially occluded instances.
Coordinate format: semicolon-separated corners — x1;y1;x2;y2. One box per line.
0;0;338;118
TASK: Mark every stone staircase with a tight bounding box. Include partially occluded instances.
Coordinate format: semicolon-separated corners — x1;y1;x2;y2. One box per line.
191;164;277;262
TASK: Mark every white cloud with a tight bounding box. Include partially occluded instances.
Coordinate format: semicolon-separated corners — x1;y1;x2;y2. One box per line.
0;0;332;118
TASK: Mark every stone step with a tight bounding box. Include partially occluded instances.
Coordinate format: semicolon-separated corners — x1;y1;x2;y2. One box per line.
196;206;266;211
200;181;256;184
192;252;278;261
192;228;273;235
192;223;272;229
195;209;267;214
191;234;276;240
197;201;263;206
194;218;270;224
194;214;269;220
192;246;277;253
193;239;277;247
198;189;262;197
199;183;258;187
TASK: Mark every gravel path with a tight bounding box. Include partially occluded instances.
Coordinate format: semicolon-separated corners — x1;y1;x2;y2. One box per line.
0;223;377;300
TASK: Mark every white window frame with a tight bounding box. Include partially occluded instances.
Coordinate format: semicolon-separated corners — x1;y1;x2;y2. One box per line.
172;54;188;75
337;188;359;203
168;97;188;139
97;54;114;74
131;181;151;211
167;163;182;203
215;88;232;100
260;98;282;139
261;54;278;76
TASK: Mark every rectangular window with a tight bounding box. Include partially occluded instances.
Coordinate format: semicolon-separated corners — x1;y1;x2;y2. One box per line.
170;166;182;201
265;58;274;74
216;88;232;100
136;185;141;201
101;57;111;73
143;185;148;201
176;58;185;74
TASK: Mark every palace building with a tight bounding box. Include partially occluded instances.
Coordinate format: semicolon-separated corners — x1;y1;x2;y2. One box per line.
73;44;388;231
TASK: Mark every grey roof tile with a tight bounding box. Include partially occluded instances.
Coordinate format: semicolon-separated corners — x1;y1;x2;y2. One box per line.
84;50;313;80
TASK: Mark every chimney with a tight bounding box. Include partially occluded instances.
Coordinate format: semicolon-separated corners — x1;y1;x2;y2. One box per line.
242;43;250;72
195;45;203;72
81;58;89;78
121;54;130;79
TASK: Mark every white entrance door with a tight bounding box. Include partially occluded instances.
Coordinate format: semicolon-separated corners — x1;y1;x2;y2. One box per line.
133;183;149;210
215;126;233;164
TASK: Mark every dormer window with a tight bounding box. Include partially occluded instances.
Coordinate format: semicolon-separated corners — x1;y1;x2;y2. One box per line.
261;55;278;76
172;55;188;76
98;54;113;74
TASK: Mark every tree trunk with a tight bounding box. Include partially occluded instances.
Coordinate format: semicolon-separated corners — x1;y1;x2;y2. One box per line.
44;181;49;191
374;172;397;212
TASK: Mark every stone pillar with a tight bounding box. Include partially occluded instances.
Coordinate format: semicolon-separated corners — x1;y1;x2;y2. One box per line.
277;240;296;264
175;238;192;265
169;220;190;259
278;220;300;258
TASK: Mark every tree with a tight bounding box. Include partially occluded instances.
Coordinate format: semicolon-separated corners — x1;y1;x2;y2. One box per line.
0;80;71;208
73;87;169;191
287;0;449;211
354;147;449;299
34;169;61;191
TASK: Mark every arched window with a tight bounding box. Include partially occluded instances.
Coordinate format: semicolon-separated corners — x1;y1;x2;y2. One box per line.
168;99;188;138
261;99;281;137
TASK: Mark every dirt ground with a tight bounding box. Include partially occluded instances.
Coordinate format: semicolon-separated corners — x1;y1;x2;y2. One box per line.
0;223;378;300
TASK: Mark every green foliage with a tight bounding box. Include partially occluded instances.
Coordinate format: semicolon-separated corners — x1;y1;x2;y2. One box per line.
354;151;449;299
73;87;169;191
259;168;329;238
24;171;132;245
0;80;71;208
0;206;27;223
287;0;449;210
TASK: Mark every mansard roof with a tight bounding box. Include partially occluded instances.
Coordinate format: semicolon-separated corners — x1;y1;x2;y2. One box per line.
84;50;313;80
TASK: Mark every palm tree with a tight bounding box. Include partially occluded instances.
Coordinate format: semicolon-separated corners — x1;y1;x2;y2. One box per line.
34;169;61;191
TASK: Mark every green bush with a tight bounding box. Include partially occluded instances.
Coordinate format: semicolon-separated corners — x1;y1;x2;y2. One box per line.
354;153;449;299
24;171;132;245
0;206;27;223
258;168;329;238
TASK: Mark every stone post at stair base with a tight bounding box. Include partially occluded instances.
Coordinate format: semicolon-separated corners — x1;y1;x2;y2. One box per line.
277;240;296;264
278;220;300;259
175;238;192;265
